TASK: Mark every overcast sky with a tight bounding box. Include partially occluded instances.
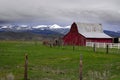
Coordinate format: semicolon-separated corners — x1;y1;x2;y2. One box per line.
0;0;120;31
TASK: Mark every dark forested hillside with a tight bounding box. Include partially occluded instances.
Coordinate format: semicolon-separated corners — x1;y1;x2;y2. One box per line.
0;31;63;41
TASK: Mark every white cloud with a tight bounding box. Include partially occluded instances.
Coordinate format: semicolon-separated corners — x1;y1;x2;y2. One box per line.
0;0;120;30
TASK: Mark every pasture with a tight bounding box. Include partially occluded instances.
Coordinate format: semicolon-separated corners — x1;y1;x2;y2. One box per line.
0;41;120;80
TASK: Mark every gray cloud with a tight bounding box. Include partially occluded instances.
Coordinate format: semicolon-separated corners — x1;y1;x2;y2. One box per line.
0;0;120;30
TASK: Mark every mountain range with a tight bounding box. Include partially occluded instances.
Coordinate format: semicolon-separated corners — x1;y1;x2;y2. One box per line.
0;24;70;40
0;24;70;35
0;24;120;40
104;30;120;38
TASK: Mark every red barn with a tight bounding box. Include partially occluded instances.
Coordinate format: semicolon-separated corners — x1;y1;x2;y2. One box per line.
63;22;112;46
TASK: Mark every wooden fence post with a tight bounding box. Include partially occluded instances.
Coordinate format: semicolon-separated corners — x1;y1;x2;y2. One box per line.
24;54;28;80
79;54;83;80
106;44;109;54
93;43;96;52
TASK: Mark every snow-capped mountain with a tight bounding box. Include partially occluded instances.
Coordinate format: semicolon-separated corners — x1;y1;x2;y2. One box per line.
49;24;63;29
48;24;70;34
0;25;31;31
0;26;7;29
0;24;70;34
64;26;71;28
32;25;48;29
49;25;70;34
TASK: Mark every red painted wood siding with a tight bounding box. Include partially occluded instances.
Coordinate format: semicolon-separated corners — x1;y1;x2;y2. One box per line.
63;23;86;46
86;38;112;43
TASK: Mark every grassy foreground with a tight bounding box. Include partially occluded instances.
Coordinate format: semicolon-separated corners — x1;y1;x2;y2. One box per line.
0;41;120;80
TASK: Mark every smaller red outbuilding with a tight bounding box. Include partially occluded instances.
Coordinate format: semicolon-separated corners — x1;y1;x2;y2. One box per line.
63;22;112;46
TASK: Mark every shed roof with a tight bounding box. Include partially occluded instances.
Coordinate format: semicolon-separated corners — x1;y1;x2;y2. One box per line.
76;22;112;38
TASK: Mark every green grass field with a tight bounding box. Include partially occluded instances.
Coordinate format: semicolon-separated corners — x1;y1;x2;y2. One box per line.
0;41;120;80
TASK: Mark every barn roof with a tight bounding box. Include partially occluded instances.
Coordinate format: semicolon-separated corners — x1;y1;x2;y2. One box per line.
81;32;112;38
76;22;112;38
